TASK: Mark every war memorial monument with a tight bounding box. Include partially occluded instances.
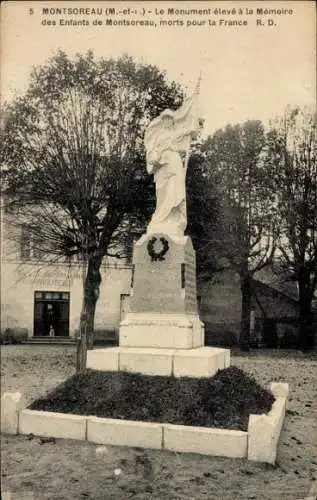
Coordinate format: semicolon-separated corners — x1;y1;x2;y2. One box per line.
87;82;230;376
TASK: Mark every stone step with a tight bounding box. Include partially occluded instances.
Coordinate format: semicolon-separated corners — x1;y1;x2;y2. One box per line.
87;346;230;378
26;336;76;345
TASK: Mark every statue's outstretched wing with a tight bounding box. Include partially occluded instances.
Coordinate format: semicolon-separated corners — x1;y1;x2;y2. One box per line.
144;89;202;174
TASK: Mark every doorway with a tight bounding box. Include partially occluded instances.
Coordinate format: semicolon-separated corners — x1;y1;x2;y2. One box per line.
34;291;70;337
262;318;277;348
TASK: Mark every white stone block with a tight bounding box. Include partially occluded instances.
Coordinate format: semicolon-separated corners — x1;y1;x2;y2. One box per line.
192;317;205;348
248;396;286;463
87;416;163;449
173;347;230;378
2;491;34;500
1;493;12;500
86;348;120;371
120;313;203;349
19;410;87;440
87;346;230;378
119;348;174;376
269;382;289;399
224;349;231;368
1;392;25;435
163;423;247;457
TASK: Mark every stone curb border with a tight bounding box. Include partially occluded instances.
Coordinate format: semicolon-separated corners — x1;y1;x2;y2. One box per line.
1;382;289;463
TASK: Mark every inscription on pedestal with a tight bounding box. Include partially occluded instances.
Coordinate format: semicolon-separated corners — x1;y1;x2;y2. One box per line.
184;243;198;313
184;265;197;312
131;263;184;312
130;234;199;314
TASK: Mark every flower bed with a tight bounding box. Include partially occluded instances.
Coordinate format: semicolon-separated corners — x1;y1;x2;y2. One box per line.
28;366;275;432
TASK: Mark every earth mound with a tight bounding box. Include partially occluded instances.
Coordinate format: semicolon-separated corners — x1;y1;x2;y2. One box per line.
29;366;275;431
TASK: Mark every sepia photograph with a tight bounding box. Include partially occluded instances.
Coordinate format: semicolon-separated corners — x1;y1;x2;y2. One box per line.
1;1;316;499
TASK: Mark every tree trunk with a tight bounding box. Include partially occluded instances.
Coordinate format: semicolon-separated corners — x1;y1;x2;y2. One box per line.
298;270;314;351
240;274;252;351
85;254;102;349
77;254;103;371
76;311;87;373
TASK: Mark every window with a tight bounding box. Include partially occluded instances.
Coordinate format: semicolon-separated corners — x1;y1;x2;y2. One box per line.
20;224;43;261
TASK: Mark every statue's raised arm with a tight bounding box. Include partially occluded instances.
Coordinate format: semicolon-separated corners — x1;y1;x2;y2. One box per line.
144;78;202;241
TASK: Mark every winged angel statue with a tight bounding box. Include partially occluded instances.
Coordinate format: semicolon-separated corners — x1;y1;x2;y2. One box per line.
144;77;203;241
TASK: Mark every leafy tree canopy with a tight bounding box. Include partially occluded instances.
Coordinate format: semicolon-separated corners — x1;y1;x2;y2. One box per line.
1;50;183;261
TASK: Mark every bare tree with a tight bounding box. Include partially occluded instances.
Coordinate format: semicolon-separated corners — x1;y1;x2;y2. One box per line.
266;107;317;349
1;51;183;368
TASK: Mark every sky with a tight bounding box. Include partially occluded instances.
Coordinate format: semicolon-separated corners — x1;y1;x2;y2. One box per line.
1;0;316;136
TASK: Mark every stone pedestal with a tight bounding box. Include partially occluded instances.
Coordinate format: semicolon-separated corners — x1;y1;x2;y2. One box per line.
87;232;230;377
87;346;230;378
120;313;203;349
120;234;204;348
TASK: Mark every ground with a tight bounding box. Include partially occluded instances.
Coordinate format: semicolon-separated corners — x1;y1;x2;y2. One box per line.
1;345;317;500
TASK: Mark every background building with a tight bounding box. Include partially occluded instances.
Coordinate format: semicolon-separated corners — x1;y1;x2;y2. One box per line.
1;200;132;341
2;200;314;348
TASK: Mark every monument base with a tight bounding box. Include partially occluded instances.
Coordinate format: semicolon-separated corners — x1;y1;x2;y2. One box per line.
86;233;230;378
119;313;204;349
87;346;230;378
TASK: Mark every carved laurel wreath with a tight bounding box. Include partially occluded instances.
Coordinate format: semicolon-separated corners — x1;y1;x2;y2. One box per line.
147;237;169;262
